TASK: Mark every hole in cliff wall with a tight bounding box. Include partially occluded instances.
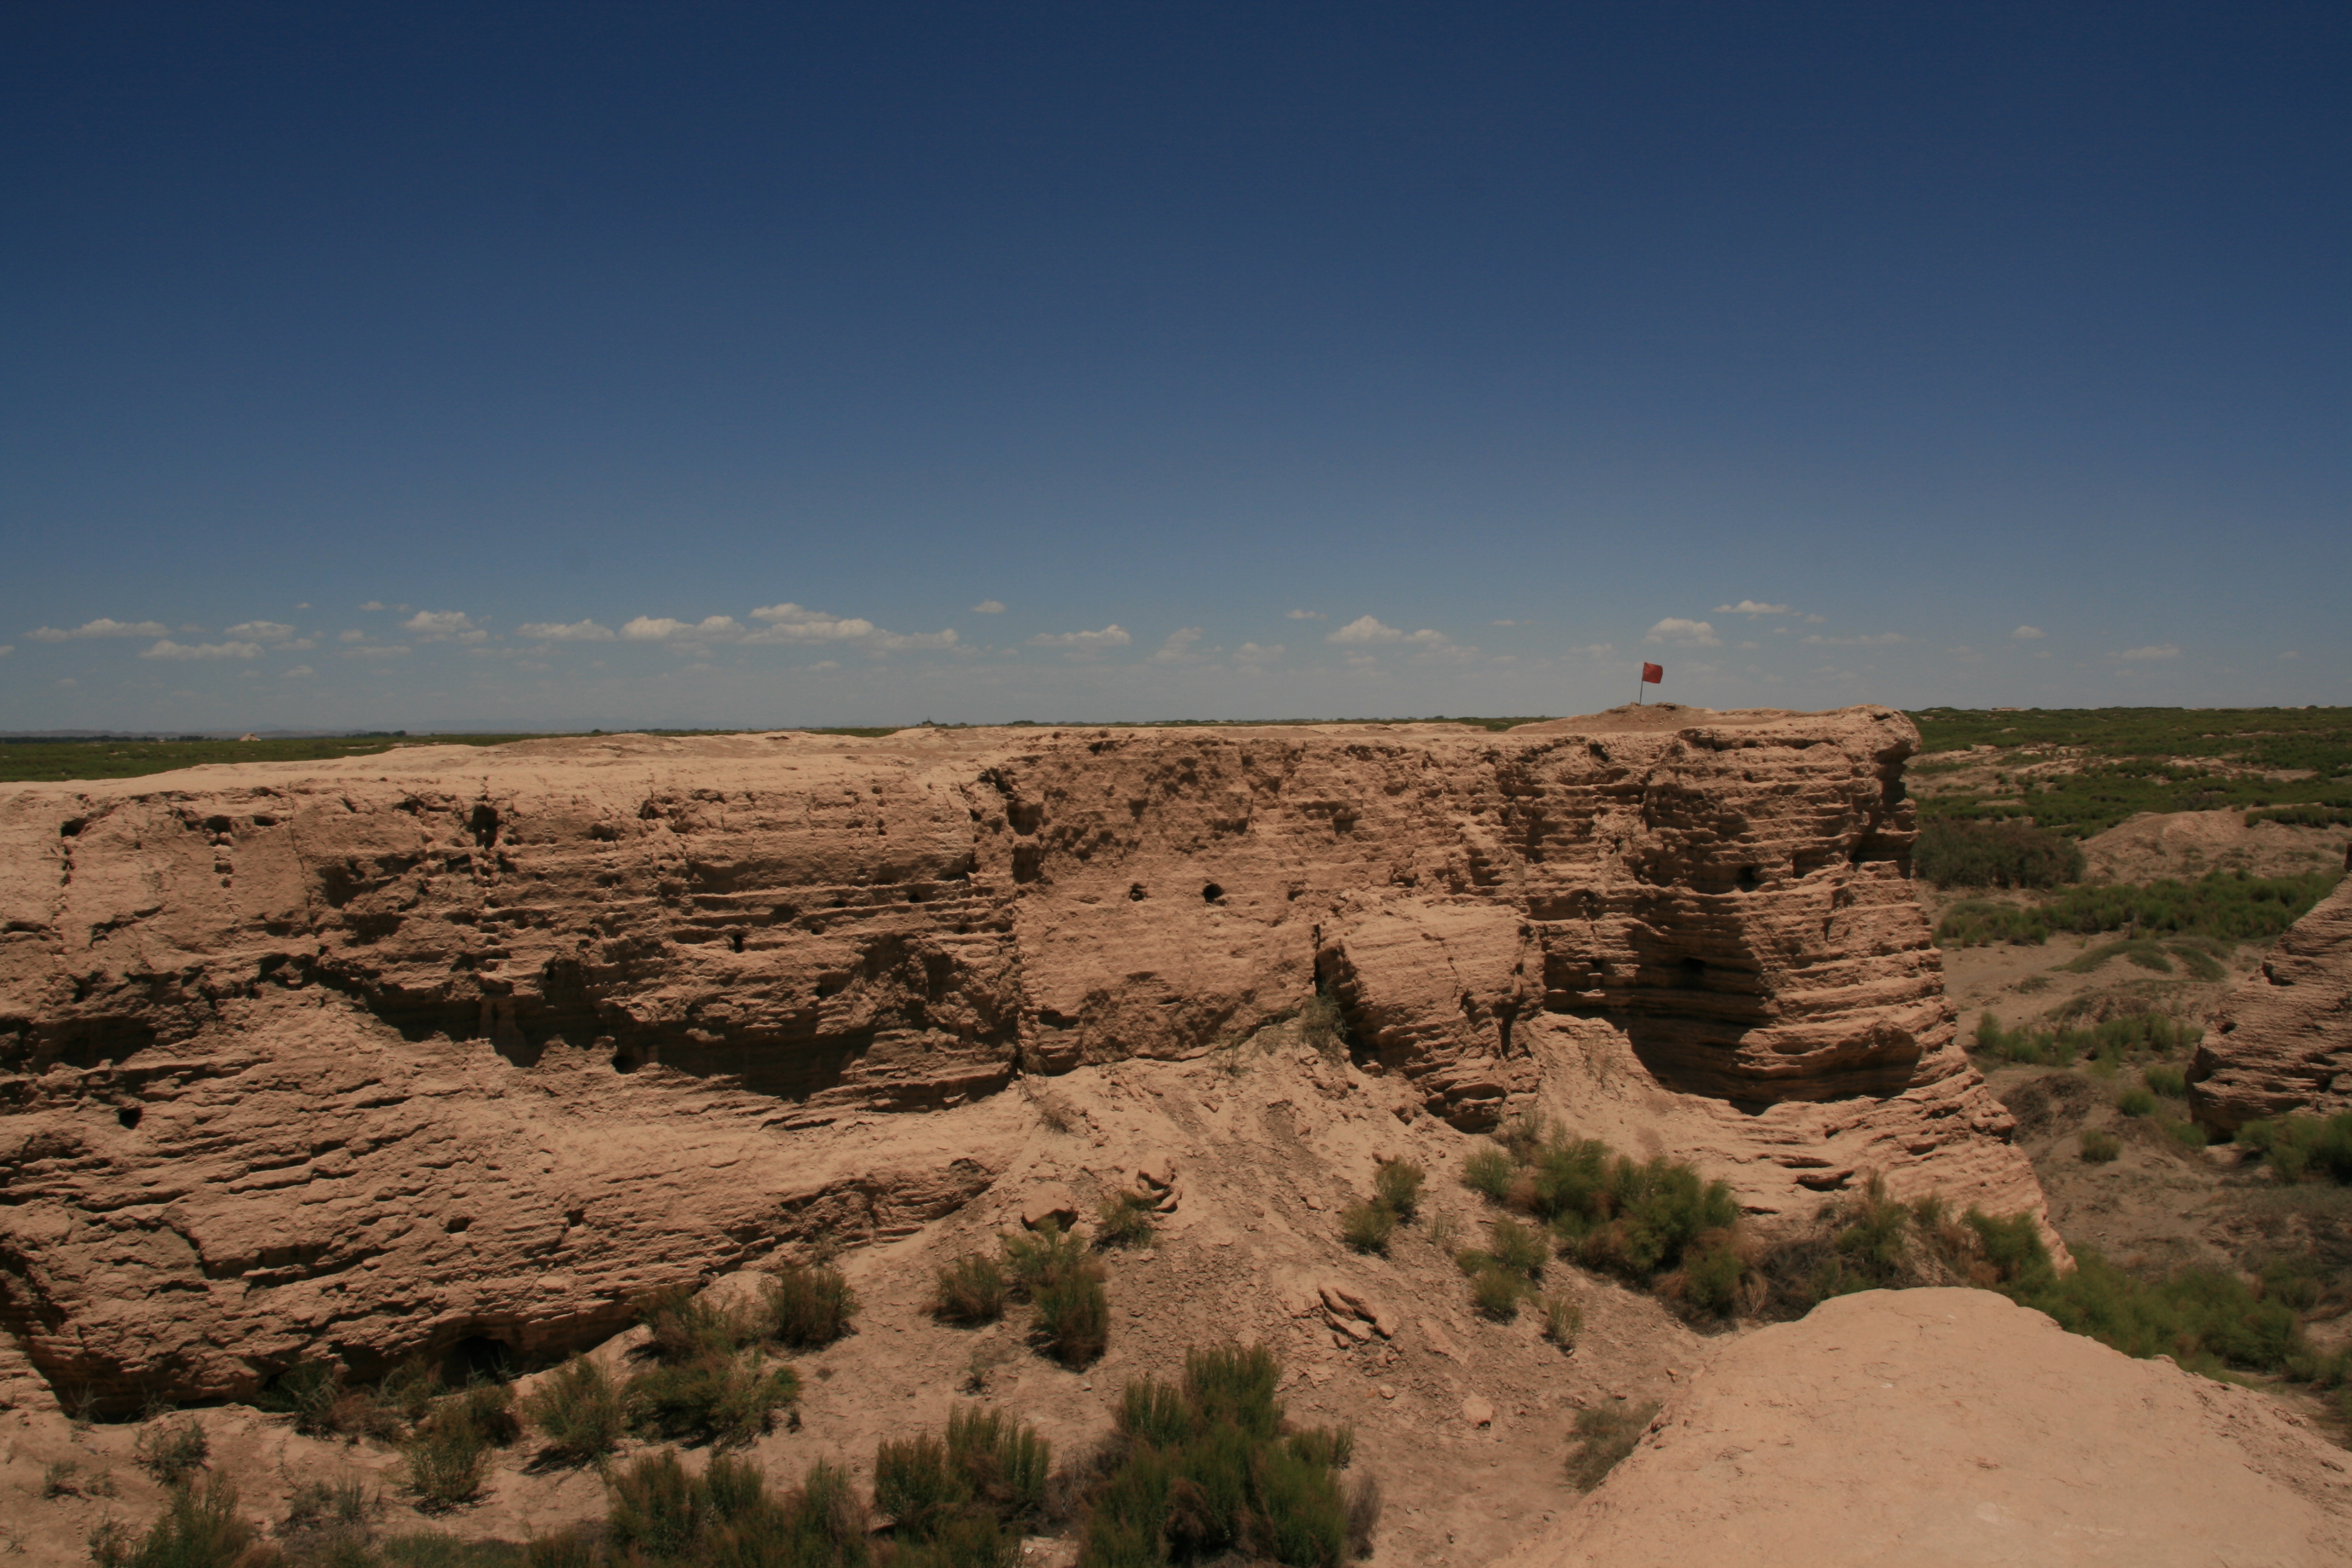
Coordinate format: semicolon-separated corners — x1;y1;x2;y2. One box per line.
443;1334;514;1385
1676;957;1707;990
1737;865;1761;891
1201;883;1224;903
1012;845;1044;883
115;1105;141;1129
59;818;87;838
730;930;746;953
469;803;501;849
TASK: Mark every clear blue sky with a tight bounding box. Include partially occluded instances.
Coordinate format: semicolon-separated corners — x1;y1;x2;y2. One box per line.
4;3;2345;731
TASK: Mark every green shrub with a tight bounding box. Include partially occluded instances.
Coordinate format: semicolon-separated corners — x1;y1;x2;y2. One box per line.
1564;1402;1658;1492
1296;993;1348;1060
627;1348;800;1449
1970;1008;2204;1069
1469;1266;1524;1322
522;1356;624;1465
1339;1201;1394;1254
1033;1272;1110;1368
257;1358;345;1436
132;1417;209;1486
1001;1221;1091;1299
1075;1344;1362;1567
88;1475;261;1568
1679;1236;1746;1314
933;1255;1008;1325
1095;1193;1157;1250
1462;1145;1515;1201
767;1262;858;1349
2240;1112;2352;1184
1916;818;2085;889
1936;870;2339;947
2145;1064;2188;1099
877;1434;969;1539
403;1410;491;1512
945;1404;1050;1523
2117;1088;2156;1118
2080;1129;2122;1163
1485;1216;1546;1279
1372;1159;1425;1219
381;1357;446;1425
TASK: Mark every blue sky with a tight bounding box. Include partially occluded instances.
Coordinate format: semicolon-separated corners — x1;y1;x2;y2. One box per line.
4;3;2345;731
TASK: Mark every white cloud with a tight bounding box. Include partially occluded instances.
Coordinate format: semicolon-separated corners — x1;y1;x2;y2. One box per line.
1490;619;1519;627
809;659;840;671
360;601;387;612
2115;644;2180;661
1149;627;1207;664
2012;626;2045;641
27;618;171;641
403;610;479;640
623;615;743;642
969;600;1007;614
1027;624;1132;655
1802;632;1908;647
1644;618;1720;647
0;645;11;658
139;639;263;661
281;664;315;678
1569;642;1615;661
2280;650;2301;661
1713;601;1792;616
1803;613;1825;622
345;644;410;659
520;619;616;641
1232;642;1284;665
1737;641;1760;651
1286;609;1326;620
225;621;297;641
56;677;74;687
1327;615;1449;647
743;603;958;652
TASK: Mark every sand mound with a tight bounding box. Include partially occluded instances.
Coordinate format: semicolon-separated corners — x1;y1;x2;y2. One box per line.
1500;1287;2352;1568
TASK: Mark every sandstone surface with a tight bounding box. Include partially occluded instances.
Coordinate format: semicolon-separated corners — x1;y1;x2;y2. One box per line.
2190;866;2352;1131
1500;1287;2352;1568
0;707;2046;1409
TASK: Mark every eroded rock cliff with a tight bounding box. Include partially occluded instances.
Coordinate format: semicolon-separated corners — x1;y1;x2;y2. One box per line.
2190;865;2352;1132
0;707;2044;1408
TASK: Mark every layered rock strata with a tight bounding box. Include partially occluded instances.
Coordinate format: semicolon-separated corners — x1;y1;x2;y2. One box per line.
0;707;2042;1407
2189;864;2352;1132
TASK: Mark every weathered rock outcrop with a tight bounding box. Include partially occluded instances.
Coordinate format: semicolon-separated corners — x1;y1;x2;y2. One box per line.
2190;866;2352;1131
1496;1287;2352;1568
0;707;2042;1408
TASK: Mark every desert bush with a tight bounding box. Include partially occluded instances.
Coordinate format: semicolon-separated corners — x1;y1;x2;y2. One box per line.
2116;1086;2156;1117
627;1348;800;1449
1468;1266;1524;1322
1372;1158;1425;1219
259;1357;347;1436
1033;1272;1111;1368
1564;1402;1659;1492
598;1448;869;1567
42;1459;87;1499
933;1255;1008;1325
1296;993;1347;1060
2239;1112;2352;1184
1095;1192;1157;1250
1540;1291;1583;1349
133;1417;209;1486
523;1356;624;1465
1677;1235;1746;1314
946;1404;1051;1523
1916;818;2085;890
1462;1145;1515;1202
87;1475;263;1568
877;1434;969;1540
1970;1008;2203;1070
1074;1343;1362;1567
2145;1063;2189;1099
2080;1129;2122;1163
1485;1216;1547;1279
1339;1201;1394;1255
1936;870;2337;947
1001;1221;1091;1299
2246;804;2352;829
403;1406;492;1512
768;1261;858;1349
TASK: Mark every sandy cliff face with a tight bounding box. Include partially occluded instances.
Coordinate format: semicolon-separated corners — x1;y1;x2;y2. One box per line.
2190;867;2352;1131
0;707;2043;1408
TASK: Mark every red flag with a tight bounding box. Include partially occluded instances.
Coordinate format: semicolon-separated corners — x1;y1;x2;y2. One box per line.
1641;662;1663;684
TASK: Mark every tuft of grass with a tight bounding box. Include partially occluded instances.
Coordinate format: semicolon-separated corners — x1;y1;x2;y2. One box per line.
1915;817;2084;889
1469;1266;1525;1322
402;1411;490;1513
766;1262;858;1350
1095;1192;1157;1250
87;1475;261;1568
521;1356;624;1465
1296;993;1348;1060
627;1350;800;1451
1075;1344;1364;1566
1540;1291;1583;1350
1485;1216;1547;1279
1001;1220;1091;1300
1462;1145;1515;1202
2145;1063;2188;1099
1970;1008;2203;1069
2117;1087;2156;1118
933;1254;1009;1325
1032;1272;1111;1368
1564;1402;1659;1492
1936;870;2339;949
2080;1128;2122;1163
1339;1201;1395;1255
1372;1159;1425;1220
132;1417;209;1486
